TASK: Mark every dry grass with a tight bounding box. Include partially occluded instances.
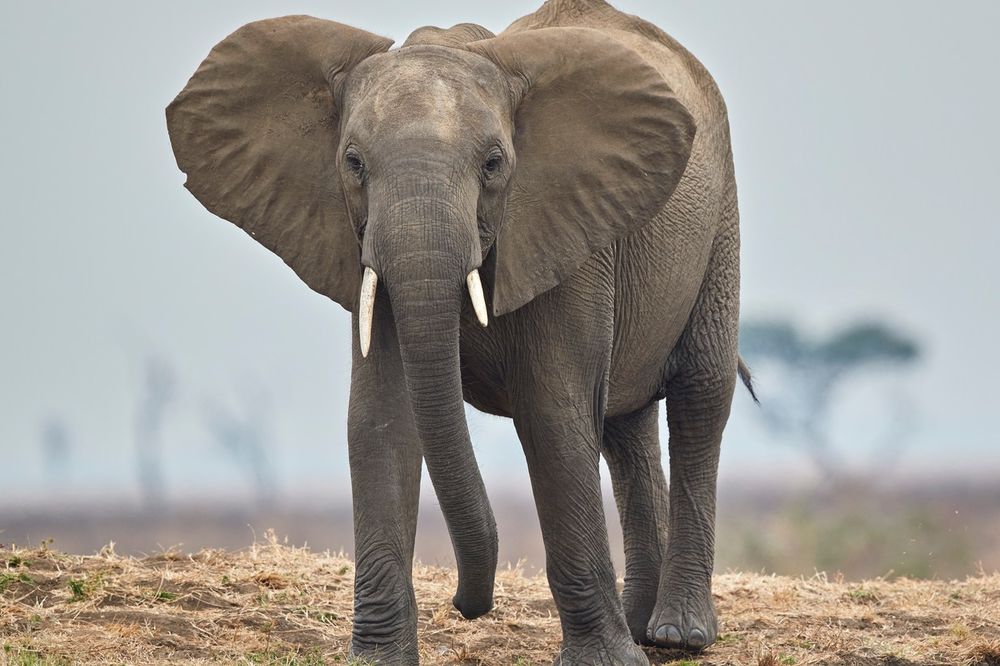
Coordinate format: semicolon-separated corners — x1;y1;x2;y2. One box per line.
2;533;998;665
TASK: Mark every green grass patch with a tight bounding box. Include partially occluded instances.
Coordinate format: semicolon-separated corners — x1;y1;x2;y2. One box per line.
0;572;33;592
847;586;880;604
1;645;71;666
6;555;29;568
67;579;87;602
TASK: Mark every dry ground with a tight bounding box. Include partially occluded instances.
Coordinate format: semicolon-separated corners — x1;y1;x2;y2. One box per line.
2;534;999;665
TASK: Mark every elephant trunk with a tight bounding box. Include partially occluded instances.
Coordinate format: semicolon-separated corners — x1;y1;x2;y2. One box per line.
368;197;497;619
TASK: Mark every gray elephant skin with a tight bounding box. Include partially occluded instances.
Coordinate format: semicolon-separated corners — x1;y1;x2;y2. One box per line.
167;0;751;663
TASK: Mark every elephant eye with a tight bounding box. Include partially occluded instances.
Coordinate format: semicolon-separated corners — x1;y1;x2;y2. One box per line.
344;149;366;183
481;149;504;183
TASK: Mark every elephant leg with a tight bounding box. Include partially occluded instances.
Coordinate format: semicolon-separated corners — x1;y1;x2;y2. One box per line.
602;403;669;645
645;372;732;651
647;222;740;652
514;402;648;666
348;296;423;665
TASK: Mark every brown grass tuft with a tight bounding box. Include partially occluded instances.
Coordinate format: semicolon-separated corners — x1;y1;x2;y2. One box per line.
1;539;998;665
756;652;781;666
967;639;1000;666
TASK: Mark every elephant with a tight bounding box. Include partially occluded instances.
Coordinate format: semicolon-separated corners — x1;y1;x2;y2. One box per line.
167;0;753;663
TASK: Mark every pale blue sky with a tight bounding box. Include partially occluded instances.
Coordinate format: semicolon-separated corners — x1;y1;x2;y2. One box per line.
2;1;998;507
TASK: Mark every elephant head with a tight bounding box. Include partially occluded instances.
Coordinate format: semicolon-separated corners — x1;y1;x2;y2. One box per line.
167;16;694;616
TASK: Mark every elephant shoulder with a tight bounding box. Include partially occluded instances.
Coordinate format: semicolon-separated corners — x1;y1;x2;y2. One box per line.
503;1;728;121
504;0;679;47
503;0;623;33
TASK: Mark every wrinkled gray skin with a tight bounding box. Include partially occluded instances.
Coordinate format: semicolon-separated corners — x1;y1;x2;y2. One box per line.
168;1;746;663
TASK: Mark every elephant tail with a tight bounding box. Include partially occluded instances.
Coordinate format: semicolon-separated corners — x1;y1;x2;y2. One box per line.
738;356;759;404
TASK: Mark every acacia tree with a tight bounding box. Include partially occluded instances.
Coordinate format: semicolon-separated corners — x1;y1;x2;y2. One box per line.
134;356;176;511
40;416;72;482
739;320;920;481
202;389;276;509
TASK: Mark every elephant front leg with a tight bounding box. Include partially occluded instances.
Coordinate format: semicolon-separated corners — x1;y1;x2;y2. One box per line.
514;397;648;666
348;302;423;665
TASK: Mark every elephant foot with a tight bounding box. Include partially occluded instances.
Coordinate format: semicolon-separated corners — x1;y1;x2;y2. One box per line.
349;643;418;666
621;585;659;646
554;633;649;666
350;600;419;665
645;581;718;652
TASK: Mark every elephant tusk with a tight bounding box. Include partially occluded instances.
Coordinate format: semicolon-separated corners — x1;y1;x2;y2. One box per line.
466;269;488;327
359;266;378;358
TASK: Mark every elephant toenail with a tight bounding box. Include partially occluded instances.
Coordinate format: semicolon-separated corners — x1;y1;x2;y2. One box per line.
655;624;682;645
687;628;707;649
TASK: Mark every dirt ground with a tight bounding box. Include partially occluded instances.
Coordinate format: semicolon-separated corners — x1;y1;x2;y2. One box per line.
2;535;999;665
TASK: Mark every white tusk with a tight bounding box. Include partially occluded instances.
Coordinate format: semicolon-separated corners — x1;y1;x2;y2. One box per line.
466;269;488;327
359;267;378;358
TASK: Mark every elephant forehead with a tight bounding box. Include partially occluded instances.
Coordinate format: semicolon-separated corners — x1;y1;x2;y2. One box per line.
375;77;459;133
343;47;508;142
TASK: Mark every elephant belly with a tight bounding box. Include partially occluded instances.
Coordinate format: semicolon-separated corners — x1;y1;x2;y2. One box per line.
607;151;724;416
457;196;721;422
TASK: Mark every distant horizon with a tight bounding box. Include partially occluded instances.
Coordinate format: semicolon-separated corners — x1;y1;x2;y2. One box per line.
6;455;999;512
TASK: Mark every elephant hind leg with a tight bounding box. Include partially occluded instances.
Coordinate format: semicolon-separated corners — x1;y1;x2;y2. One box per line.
602;402;669;645
647;221;740;652
646;369;732;651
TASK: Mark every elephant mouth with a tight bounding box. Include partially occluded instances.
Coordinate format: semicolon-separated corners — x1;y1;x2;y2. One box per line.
357;266;487;358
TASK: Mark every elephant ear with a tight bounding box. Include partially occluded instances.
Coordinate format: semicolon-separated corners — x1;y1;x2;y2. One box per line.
468;28;696;316
166;16;393;311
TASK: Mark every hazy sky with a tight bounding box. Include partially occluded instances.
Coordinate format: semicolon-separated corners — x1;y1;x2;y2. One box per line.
2;1;998;506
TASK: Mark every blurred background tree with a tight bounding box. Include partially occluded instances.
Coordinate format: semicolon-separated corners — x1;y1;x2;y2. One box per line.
40;416;72;485
740;320;920;483
719;320;972;577
133;356;176;513
202;389;277;510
